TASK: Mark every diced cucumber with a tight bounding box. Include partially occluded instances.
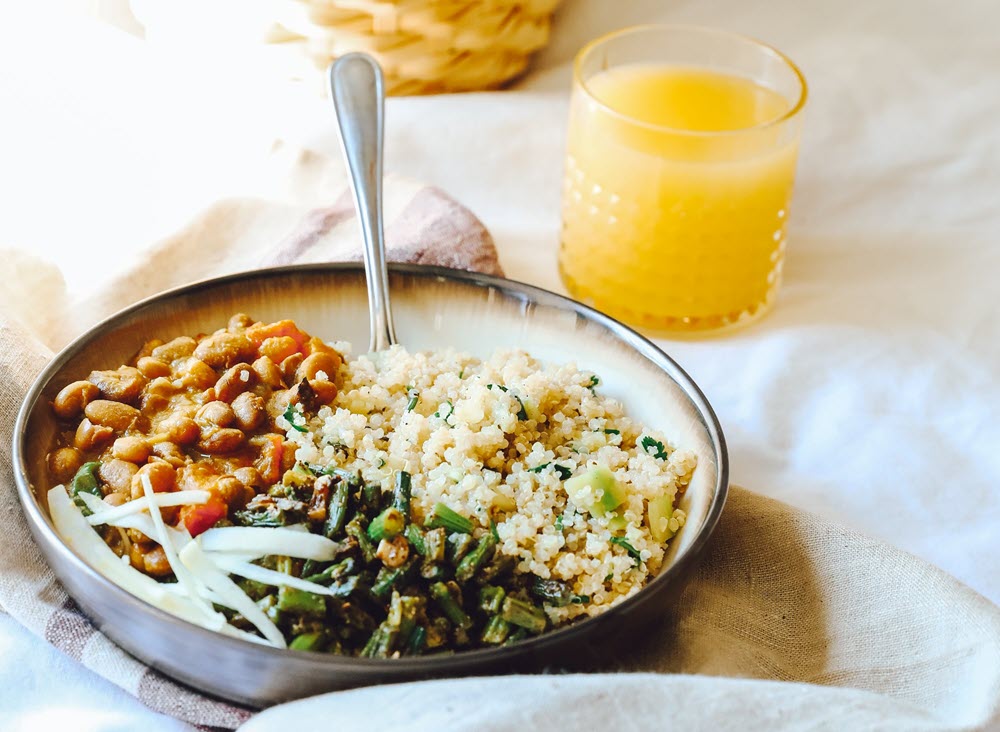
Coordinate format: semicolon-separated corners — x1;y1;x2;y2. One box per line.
564;466;626;517
607;514;629;534
647;495;676;543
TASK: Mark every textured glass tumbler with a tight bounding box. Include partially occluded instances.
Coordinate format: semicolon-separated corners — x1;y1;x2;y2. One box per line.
559;26;807;334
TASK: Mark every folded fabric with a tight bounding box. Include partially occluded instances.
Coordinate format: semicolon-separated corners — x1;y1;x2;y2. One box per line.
1;166;998;731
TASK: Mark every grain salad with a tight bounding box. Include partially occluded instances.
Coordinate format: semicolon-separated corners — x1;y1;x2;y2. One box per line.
44;314;695;656
280;343;696;626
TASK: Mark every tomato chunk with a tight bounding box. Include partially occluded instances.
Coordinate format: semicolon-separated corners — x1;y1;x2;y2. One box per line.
180;495;228;537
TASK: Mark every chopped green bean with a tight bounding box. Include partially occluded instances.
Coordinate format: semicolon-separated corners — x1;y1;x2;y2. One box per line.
303;557;355;585
455;533;496;582
423;528;446;563
277;586;326;618
426;503;473;534
481;615;511;645
323;478;350;539
404;524;427;556
429;582;472;629
478;585;505;615
346;516;376;562
289;632;325;651
446;532;473;565
368;507;405;542
406;625;427;655
392;470;412;517
501;597;547;633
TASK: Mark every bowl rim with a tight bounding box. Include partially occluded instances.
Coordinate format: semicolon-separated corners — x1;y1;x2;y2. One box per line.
13;262;729;674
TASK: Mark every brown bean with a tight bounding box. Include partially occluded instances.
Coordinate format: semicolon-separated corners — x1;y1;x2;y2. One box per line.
309;379;338;405
84;400;140;431
47;447;83;483
160;415;199;446
228;313;254;331
128;540;147;568
75;418;114;451
136;356;172;379
145;376;176;396
112;435;151;464
88;367;146;403
259;336;300;364
151;442;187;467
231;392;265;431
193;331;255;370
196;401;236;427
296;352;340;383
215;475;253;509
52;380;101;420
141;393;169;413
197;427;245;454
174;358;217;390
267;389;294;417
99;459;139;494
143;546;172;577
251;356;283;388
130;461;176;499
305;337;342;361
151;336;196;362
134;339;164;361
103;492;128;507
280;353;303;383
233;466;263;489
214;364;257;403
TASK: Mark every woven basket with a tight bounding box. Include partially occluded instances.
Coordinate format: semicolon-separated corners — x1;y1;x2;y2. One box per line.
130;0;562;95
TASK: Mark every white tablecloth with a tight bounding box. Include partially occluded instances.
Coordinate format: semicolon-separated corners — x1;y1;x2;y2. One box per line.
2;1;998;729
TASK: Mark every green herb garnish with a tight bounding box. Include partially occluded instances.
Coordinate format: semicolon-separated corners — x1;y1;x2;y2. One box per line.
283;404;308;432
610;536;642;566
406;389;419;412
603;428;620;435
640;435;668;460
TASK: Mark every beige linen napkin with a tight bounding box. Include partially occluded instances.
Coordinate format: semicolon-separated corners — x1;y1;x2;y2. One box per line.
1;176;999;730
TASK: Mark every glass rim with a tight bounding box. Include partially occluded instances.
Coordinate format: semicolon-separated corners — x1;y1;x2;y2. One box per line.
574;24;809;138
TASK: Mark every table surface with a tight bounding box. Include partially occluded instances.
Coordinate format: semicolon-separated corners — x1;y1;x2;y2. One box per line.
2;1;998;728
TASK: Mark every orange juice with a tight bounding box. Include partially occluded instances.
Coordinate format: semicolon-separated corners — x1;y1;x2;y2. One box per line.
560;63;803;332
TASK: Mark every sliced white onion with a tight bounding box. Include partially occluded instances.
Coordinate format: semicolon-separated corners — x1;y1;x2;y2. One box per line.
179;541;286;648
198;526;342;561
47;486;225;630
85;490;211;526
139;474;212;617
209;554;345;597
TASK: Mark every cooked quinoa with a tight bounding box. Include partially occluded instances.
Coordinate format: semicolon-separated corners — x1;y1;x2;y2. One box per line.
280;344;696;625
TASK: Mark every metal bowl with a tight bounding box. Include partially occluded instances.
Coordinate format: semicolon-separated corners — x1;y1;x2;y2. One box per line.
13;264;728;706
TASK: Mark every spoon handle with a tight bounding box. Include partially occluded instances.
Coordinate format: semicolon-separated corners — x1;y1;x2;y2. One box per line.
330;53;397;351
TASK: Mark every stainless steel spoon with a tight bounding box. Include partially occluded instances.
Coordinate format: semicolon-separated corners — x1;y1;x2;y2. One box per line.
330;53;397;351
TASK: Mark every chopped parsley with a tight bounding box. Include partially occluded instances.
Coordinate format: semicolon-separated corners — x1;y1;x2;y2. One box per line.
586;375;600;392
405;389;419;412
458;369;464;379
603;429;620;435
487;384;528;420
640;435;668;460
282;404;307;432
554;514;564;531
527;463;572;480
571;594;590;604
434;399;455;426
610;536;643;566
